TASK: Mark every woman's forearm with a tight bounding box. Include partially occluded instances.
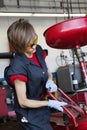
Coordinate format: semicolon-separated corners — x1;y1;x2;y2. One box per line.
19;98;48;108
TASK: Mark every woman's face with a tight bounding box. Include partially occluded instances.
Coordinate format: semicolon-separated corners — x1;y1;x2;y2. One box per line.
24;36;38;57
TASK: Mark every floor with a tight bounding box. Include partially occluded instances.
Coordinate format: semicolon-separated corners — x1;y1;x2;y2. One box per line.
0;120;23;130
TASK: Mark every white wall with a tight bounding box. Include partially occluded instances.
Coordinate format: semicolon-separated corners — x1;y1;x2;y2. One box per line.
0;17;10;78
0;17;87;78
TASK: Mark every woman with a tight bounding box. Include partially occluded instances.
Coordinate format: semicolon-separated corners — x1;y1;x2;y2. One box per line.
4;19;67;130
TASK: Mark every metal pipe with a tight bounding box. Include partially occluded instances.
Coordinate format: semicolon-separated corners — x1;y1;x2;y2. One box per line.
17;0;20;8
66;0;70;19
0;52;15;59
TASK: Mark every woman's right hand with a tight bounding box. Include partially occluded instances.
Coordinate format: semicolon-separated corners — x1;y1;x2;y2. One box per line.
48;100;67;112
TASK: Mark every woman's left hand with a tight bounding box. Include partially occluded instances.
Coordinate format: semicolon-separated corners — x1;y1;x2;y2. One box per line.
46;79;57;92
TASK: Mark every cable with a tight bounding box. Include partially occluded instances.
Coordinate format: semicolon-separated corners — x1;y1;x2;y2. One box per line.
77;0;81;14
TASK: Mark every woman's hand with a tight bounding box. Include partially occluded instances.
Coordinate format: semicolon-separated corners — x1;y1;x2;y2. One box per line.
46;79;57;92
48;100;67;112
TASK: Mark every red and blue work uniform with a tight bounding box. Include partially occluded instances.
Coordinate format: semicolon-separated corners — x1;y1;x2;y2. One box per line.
4;45;53;130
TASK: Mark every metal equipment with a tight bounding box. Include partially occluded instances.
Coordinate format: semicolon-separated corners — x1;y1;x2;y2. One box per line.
44;16;87;130
48;89;87;130
57;64;84;93
0;52;16;123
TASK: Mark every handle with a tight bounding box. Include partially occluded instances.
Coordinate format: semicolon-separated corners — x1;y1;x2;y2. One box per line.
47;89;85;127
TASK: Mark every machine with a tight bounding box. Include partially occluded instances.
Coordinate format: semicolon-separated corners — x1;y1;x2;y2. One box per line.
44;16;87;130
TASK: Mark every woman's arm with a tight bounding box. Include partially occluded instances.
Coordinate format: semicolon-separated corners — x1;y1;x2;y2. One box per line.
47;69;52;80
14;79;67;112
14;79;48;108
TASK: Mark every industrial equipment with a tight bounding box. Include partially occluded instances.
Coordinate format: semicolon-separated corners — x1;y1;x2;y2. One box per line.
44;16;87;130
57;64;84;93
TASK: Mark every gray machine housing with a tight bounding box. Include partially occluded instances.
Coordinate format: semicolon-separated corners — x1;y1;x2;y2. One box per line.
57;64;83;93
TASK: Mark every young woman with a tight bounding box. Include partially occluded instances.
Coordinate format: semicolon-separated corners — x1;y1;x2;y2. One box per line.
4;19;67;130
